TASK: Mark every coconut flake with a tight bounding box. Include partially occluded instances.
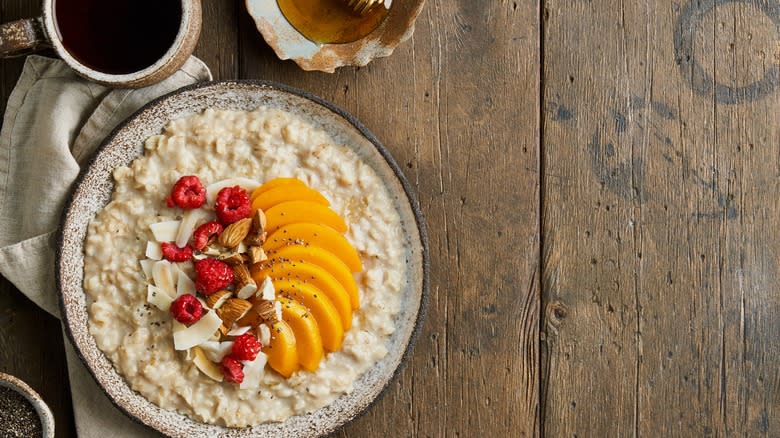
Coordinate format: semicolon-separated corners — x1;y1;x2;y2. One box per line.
176;269;195;297
176;209;211;248
147;285;174;311
258;323;271;346
206;178;260;205
199;341;234;362
149;220;181;242
259;277;275;301
140;259;155;280
192;346;224;382
227;326;252;337
152;261;177;298
172;321;186;332
177;260;195;278
274;301;282;322
173;311;222;350
146;241;162;260
240;352;268;390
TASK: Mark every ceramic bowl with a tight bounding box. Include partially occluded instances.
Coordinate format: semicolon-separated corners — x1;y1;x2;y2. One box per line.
57;80;429;437
245;0;425;72
0;372;56;438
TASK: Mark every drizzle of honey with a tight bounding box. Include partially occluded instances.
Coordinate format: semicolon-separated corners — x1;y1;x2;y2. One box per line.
277;0;389;44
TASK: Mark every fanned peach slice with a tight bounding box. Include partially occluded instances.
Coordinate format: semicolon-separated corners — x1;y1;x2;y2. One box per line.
252;260;352;330
263;223;363;272
273;279;345;351
250;177;307;201
265;320;299;378
269;246;359;309
277;296;323;371
251;185;330;215
264;201;347;234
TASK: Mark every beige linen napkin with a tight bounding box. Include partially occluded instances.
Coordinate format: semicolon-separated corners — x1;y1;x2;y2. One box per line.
0;55;212;437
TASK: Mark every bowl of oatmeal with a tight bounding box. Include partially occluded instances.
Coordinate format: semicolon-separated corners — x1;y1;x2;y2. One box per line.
57;80;428;436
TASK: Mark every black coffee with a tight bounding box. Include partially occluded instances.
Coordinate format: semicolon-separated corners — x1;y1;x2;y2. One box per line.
54;0;182;75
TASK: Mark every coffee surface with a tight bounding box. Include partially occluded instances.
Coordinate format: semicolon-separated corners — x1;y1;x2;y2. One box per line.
54;0;182;75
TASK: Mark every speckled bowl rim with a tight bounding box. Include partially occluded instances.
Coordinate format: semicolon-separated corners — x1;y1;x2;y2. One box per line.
0;372;56;437
56;80;429;437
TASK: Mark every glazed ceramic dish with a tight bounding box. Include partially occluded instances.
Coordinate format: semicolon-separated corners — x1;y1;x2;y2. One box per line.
245;0;425;72
0;372;56;438
57;80;428;437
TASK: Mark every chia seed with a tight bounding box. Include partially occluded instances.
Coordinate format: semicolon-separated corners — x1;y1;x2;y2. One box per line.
0;386;43;438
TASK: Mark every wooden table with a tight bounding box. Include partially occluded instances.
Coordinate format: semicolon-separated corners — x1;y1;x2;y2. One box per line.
1;0;778;436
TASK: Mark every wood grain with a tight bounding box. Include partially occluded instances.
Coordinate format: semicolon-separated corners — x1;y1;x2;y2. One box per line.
0;1;77;436
541;0;779;436
238;0;542;436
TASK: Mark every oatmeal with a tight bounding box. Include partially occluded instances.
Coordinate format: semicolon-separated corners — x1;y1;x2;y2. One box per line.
83;107;405;427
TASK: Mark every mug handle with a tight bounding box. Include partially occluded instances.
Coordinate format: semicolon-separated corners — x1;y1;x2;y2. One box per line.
0;18;50;58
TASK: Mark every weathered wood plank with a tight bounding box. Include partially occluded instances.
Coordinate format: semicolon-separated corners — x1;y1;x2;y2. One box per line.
0;0;77;434
541;0;779;436
238;0;541;436
192;0;240;80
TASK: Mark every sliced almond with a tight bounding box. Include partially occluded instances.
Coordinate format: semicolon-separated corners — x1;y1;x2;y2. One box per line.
219;218;252;249
245;231;267;246
257;300;278;323
216;298;253;328
218;252;245;266
237;306;263;327
248;246;268;265
232;264;258;299
205;289;233;309
252;209;267;233
259;277;275;301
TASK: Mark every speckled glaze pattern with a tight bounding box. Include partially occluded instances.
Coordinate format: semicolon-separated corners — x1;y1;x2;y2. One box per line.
39;0;202;88
245;0;425;72
57;81;429;437
0;372;56;438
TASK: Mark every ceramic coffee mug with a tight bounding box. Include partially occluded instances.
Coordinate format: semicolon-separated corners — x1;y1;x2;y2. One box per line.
0;0;201;88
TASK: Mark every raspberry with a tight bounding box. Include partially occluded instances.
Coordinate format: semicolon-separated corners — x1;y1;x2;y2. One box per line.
160;242;193;262
221;356;244;383
215;186;251;224
167;176;206;209
194;258;234;295
231;333;261;361
191;221;223;251
170;294;203;325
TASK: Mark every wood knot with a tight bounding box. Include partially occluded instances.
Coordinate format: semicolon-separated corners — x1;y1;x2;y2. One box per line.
545;301;568;335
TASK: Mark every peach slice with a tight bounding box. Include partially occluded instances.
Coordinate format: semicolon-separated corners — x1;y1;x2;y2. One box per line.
252;260;352;330
277;296;323;371
250;177;307;201
263;223;363;272
269;245;359;309
273;279;345;351
251;185;330;215
265;320;299;378
264;201;347;234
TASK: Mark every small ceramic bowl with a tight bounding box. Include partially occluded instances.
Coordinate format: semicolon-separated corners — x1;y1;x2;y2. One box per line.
245;0;425;72
0;372;55;438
